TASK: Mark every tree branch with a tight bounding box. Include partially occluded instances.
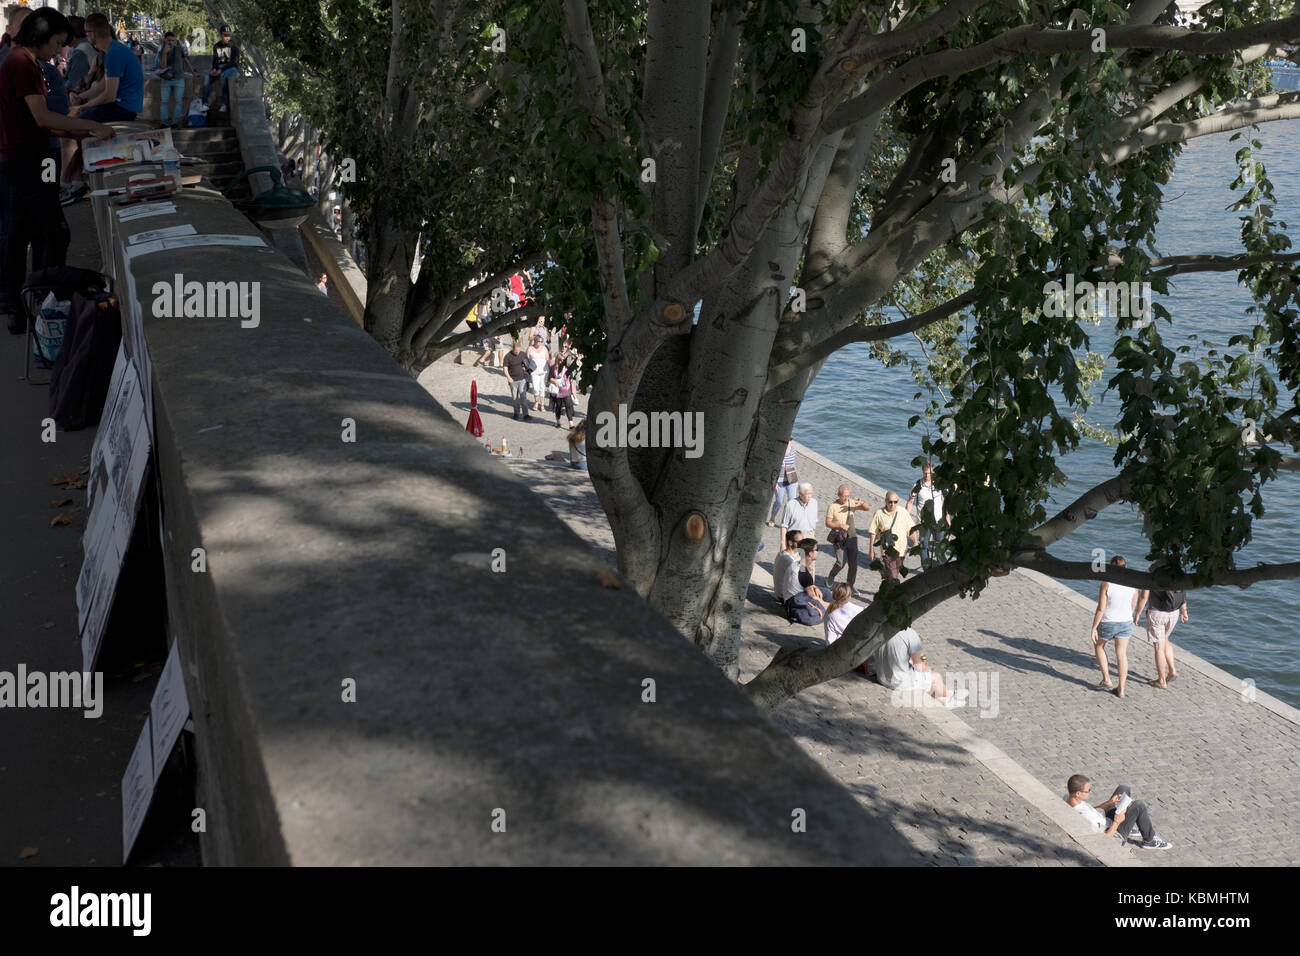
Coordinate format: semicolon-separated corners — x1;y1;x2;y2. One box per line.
417;301;544;365
696;3;743;224
562;0;634;338
743;564;972;712
1020;476;1131;551
805;115;879;276
644;0;712;281
416;251;549;347
840;0;1008;69
1107;92;1300;164
1106;250;1300;278
767;288;978;390
827;17;1300;134
1010;551;1300;589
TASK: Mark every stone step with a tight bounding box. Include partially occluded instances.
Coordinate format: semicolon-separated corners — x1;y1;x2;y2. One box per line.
185;158;244;179
171;127;238;145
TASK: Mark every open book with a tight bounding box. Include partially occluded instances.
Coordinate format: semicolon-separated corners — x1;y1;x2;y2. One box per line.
83;128;176;172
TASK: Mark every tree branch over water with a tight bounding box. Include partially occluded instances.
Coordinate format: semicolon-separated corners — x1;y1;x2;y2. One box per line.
1009;551;1300;589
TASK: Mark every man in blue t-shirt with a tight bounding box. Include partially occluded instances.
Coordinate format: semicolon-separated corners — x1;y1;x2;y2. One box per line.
67;12;142;121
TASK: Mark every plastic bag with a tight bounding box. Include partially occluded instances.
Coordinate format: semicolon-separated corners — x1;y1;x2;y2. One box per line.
32;291;71;366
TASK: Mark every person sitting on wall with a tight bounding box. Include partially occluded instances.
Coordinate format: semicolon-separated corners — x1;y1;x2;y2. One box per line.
203;23;240;113
68;12;143;123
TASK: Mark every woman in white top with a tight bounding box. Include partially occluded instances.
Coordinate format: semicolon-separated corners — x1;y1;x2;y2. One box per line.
824;584;863;645
1090;555;1139;697
526;334;550;412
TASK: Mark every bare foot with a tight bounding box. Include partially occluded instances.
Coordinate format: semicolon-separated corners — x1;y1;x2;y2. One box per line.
1148;679;1167;689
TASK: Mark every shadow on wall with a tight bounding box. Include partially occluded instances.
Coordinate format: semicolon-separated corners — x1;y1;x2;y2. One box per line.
153;338;920;863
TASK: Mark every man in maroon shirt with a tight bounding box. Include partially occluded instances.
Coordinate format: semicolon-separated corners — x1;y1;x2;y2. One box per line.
0;7;112;333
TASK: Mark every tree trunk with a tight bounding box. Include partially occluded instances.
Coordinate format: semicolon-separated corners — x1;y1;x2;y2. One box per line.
591;152;822;677
364;199;416;354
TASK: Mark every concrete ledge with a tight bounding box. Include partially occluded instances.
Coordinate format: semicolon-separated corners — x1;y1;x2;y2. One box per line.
90;178;915;864
228;76;308;272
300;207;366;326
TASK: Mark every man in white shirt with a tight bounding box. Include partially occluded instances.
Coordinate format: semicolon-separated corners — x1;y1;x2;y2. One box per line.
906;463;949;569
872;627;950;701
1064;775;1172;849
772;530;803;603
778;482;818;540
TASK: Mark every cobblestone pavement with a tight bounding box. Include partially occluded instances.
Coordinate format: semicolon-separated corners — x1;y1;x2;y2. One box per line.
420;358;1300;865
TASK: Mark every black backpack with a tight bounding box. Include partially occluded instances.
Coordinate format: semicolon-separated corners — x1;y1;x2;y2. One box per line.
45;268;120;430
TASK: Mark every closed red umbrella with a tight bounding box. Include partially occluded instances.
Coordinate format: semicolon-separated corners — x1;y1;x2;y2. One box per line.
467;379;483;438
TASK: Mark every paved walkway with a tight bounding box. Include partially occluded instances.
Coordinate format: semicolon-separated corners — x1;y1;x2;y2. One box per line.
421;353;1300;866
2;202;196;866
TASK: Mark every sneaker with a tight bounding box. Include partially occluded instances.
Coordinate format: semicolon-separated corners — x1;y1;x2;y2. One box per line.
1140;837;1173;850
59;182;89;206
218;104;228;113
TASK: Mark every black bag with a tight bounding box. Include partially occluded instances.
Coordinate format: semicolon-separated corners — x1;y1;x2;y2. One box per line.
876;511;901;552
48;283;121;430
524;354;537;373
787;590;826;626
827;528;847;547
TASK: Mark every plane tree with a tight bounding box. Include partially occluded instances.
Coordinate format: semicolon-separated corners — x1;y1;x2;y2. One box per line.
228;0;561;371
506;0;1300;710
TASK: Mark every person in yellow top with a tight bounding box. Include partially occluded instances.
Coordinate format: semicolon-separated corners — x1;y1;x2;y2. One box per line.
867;491;918;581
824;483;871;594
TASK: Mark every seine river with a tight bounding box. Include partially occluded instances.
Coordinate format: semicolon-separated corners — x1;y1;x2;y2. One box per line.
797;117;1300;707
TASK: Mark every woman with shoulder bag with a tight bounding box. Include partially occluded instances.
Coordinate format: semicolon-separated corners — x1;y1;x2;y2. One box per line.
547;354;575;428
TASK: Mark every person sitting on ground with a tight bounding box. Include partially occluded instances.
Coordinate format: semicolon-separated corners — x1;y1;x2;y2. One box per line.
872;626;952;701
1065;774;1172;849
1090;554;1139;697
567;418;586;469
824;583;862;645
772;530;804;606
786;568;826;626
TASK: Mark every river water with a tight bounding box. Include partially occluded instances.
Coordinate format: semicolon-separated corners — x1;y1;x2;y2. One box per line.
797;119;1300;707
